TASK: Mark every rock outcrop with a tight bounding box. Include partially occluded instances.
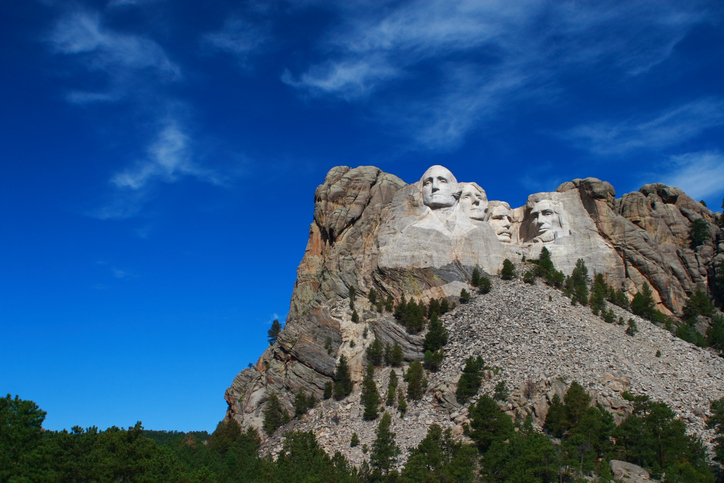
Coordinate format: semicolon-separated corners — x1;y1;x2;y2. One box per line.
224;165;723;461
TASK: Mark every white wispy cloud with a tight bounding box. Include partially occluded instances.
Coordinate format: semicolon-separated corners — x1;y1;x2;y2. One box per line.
562;98;724;156
658;151;724;201
48;9;180;103
282;0;712;150
202;16;268;63
92;120;227;220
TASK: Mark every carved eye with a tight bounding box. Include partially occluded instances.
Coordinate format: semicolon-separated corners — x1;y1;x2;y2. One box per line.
438;177;447;183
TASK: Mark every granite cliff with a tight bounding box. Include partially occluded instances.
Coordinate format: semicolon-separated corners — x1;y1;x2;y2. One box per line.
224;165;723;461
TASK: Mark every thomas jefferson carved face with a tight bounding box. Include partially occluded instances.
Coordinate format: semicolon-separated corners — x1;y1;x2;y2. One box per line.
531;199;563;242
459;183;488;221
488;202;513;242
421;165;458;209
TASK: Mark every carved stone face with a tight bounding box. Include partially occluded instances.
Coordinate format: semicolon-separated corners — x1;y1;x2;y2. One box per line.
531;199;563;242
421;165;458;209
459;183;488;220
488;203;513;242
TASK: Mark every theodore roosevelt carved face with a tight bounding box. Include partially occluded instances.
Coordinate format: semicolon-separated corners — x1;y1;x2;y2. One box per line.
488;201;513;242
421;165;459;209
459;182;488;221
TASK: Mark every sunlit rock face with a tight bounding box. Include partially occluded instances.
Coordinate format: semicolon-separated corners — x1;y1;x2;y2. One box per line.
224;166;723;436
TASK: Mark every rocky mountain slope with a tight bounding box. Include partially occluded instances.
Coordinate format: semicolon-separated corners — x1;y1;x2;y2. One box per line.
223;165;723;463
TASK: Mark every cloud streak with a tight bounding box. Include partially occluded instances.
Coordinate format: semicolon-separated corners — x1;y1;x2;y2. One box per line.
659;151;724;201
282;0;712;150
202;16;268;64
48;9;180;103
562;98;724;156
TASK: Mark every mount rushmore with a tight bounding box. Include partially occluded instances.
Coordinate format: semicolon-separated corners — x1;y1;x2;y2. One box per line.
225;164;723;437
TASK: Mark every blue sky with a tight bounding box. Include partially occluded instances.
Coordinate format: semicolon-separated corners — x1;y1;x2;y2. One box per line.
2;0;723;432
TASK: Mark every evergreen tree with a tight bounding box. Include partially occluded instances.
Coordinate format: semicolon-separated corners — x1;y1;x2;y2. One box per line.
351;309;360;323
493;380;509;401
402;424;477;483
368;287;378;304
544;393;566;438
386;370;398;406
708;397;724;463
390;342;404;367
455;356;485;404
263;393;286;435
384;295;394;312
501;259;516;280
427;298;441;318
333;356;354;401
350;432;360;447
393;294;407;321
423;349;444;372
631;283;656;320
471;267;481;287
405;298;426;334
478;275;492;294
423;312;449;353
683;289;715;321
268;319;282;345
523;270;535;284
366;338;384;366
440;298;450;314
370;412;400;476
465;395;514;452
589;273;607;316
294;390;310;418
707;315;724;354
398;390;408;416
323;381;333;400
459;288;471;303
689;218;710;248
568;258;590;305
406;361;426;401
361;363;381;421
563;381;591;429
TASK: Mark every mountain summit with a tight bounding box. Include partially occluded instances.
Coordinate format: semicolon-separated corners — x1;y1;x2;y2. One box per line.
224;165;723;463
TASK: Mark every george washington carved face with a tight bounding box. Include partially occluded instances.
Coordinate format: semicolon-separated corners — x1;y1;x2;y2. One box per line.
421;165;459;209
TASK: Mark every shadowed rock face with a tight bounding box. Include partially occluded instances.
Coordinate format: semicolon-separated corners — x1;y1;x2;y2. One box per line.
224;167;723;434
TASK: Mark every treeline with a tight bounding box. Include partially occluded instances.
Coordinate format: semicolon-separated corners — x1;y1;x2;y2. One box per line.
5;390;724;482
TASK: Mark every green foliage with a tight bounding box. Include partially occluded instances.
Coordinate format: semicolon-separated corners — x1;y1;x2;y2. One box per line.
626;318;639;336
366;338;384;366
401;424;477;483
386;370;398;406
440;298;450;314
276;431;357;483
676;323;706;347
324;381;333;400
689;218;710;248
683;289;715;321
361;363;381;421
613;398;713;479
350;432;360;447
708;397;724;463
602;308;616;323
567;259;590;305
715;259;724;306
589;273;607;316
263;393;288;435
493;380;509;401
333;355;354;401
351;309;360;323
294;389;310;418
397;389;408;416
459;288;471;303
0;394;47;481
370;412;400;476
466;395;514;452
424;312;449;353
405;361;426;401
707;315;724;354
501;259;516;280
325;336;334;355
368;287;378;304
384;295;394;312
268;319;282;345
471;267;481;287
389;342;404;367
481;428;560;483
478;275;492;294
348;285;356;303
523;270;535;284
423;349;444;372
455;356;485;404
544;394;566;438
631;282;657;320
534;246;565;288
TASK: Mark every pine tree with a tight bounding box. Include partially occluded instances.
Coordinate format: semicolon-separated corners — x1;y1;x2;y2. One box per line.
398;389;408;416
390;342;403;367
366;338;384;366
423;312;449;353
471;267;481;287
501;259;516;280
405;361;426;401
333;355;353;401
361;363;381;421
294;389;309;418
631;283;656;320
544;393;566;438
323;381;333;400
478;275;492;294
368;287;378;304
466;394;514;452
455;355;485;404
459;288;471;303
386;370;398;406
370;412;400;476
263;393;286;435
268;319;282;345
350;432;360;447
689;218;710;248
569;259;589;305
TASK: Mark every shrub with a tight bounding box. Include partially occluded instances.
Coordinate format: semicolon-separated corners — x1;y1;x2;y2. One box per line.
350;432;360;447
501;259;516;280
459;288;471;303
523;270;535;284
626;319;638;336
478;276;492;294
